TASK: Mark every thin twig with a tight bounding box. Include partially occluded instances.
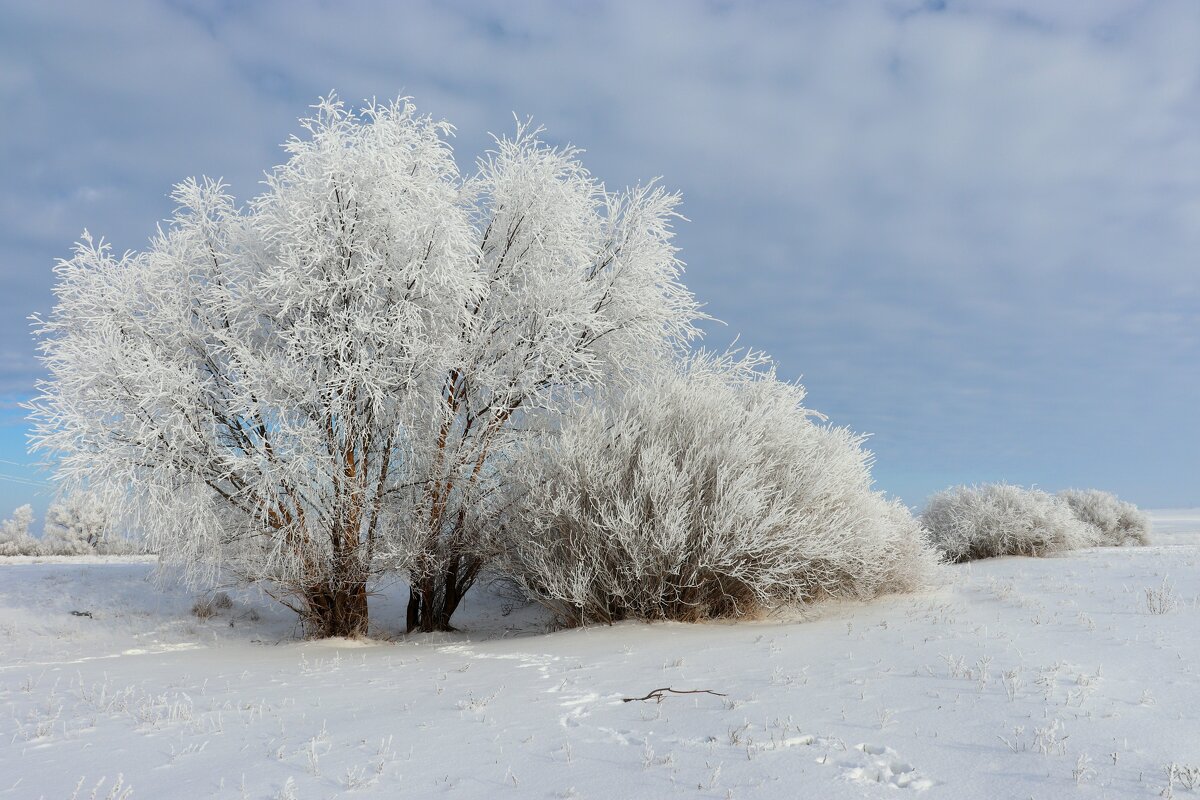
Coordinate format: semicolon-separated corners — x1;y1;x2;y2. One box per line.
622;687;727;703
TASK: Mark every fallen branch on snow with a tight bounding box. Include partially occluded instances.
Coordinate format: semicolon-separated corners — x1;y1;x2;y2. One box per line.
621;687;727;703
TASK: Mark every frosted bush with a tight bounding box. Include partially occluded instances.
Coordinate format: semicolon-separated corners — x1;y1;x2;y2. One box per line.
493;351;941;626
0;505;38;556
1058;489;1151;546
921;484;1094;563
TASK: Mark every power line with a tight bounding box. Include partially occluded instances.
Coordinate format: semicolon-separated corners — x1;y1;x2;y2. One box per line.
0;472;49;488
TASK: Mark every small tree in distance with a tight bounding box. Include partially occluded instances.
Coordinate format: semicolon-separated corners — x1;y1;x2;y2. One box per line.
42;490;121;554
29;96;700;636
0;505;36;556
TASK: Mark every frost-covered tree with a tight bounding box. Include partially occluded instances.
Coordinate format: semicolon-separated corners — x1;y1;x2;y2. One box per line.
40;502;99;555
491;351;940;626
395;118;699;631
921;483;1094;562
1058;489;1151;547
29;96;699;635
0;505;37;556
41;490;132;555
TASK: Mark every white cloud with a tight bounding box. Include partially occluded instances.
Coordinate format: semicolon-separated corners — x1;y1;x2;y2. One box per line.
0;0;1196;503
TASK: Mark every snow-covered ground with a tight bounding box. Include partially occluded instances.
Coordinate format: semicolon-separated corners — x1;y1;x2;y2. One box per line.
1;512;1197;799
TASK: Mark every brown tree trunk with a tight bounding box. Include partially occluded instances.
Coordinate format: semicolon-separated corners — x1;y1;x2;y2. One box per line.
406;585;421;633
304;581;369;638
405;554;479;633
406;580;451;633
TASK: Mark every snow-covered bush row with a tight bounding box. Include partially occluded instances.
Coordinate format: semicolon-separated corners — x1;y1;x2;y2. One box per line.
1058;489;1151;546
921;484;1094;562
493;351;941;626
921;484;1153;563
0;500;146;556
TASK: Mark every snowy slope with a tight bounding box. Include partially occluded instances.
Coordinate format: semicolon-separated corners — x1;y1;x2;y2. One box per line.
1;512;1197;799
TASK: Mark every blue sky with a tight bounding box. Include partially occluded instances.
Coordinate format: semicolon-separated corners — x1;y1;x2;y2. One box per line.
1;0;1197;525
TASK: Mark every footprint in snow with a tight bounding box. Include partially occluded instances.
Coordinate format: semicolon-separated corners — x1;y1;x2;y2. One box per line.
841;743;932;790
558;691;599;728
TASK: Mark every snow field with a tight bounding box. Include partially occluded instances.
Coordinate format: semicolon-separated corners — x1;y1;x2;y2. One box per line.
0;512;1197;799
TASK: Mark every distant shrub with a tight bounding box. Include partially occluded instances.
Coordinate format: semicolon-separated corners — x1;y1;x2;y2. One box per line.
191;597;219;619
493;352;941;626
0;496;148;557
42;491;114;554
0;505;38;556
1058;489;1151;546
921;484;1094;563
191;592;234;620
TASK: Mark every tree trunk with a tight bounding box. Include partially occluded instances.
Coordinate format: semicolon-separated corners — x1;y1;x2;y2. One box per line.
406;583;454;633
304;581;369;638
405;554;479;633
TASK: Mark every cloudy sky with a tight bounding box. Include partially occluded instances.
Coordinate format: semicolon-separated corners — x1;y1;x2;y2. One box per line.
1;0;1197;521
